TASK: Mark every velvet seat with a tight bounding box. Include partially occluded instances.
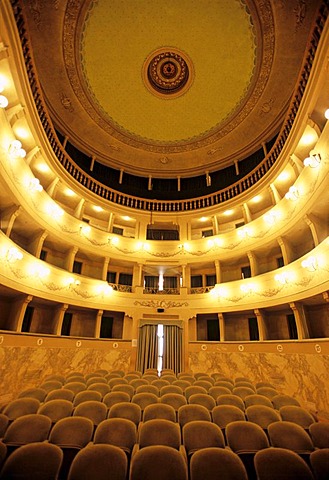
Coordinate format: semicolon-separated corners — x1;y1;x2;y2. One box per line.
182;420;225;459
310;448;329;480
0;442;63;480
108;402;142;426
68;444;127;480
103;391;131;408
38;399;74;424
94;418;137;457
177;404;211;428
190;447;248;480
254;447;314;480
130;445;188;480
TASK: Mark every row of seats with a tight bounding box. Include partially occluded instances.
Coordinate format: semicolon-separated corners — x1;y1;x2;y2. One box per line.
0;418;328;479
0;397;323;439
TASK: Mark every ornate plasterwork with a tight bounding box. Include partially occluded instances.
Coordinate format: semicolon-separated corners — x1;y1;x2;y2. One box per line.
134;300;189;309
63;0;275;153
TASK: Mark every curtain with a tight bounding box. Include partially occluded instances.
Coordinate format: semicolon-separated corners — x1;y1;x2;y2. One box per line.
162;325;183;373
136;324;158;373
144;276;158;288
163;276;177;289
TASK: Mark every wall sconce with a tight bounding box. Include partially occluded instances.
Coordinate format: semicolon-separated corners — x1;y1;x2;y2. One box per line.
303;153;321;168
8;140;26;158
324;108;329;120
96;283;113;295
0;84;8;108
28;178;43;192
274;272;290;284
46;203;64;220
6;247;23;263
264;211;280;225
65;277;80;287
240;282;256;294
80;224;91;235
0;95;8;108
301;256;318;272
285;186;299;200
238;227;251;239
29;263;50;278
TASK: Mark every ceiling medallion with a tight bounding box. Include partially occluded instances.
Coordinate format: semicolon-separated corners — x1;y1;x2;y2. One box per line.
143;48;194;99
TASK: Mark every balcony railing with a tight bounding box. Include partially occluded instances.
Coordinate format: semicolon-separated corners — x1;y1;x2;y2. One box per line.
10;0;329;212
143;287;180;295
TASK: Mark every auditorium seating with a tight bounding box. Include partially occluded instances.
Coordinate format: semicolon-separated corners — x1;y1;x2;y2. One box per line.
0;368;327;479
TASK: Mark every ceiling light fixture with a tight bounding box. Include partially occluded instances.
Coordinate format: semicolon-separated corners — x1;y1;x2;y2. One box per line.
285;186;299;200
303;153;321;168
8;140;26;158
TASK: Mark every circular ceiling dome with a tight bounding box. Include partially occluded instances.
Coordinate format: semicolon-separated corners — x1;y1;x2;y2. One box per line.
80;0;257;145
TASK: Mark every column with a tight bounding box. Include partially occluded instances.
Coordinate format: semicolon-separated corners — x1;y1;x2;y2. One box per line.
95;310;103;338
46;177;59;198
277;236;294;265
107;212;114;233
268;183;282;205
2;205;21;237
74;199;85;219
102;257;110;281
28;231;48;257
304;214;324;246
13;295;33;332
133;263;143;287
242;203;252;223
218;313;225;341
247;251;259;276
54;304;69;335
254;309;267;341
64;246;79;272
289;302;310;339
215;260;222;284
289;154;304;175
212;215;219;235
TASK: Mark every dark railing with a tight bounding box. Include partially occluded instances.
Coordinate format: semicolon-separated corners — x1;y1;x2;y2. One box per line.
10;1;329;212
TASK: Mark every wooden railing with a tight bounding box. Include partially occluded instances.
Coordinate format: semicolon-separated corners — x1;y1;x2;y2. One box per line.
10;1;329;212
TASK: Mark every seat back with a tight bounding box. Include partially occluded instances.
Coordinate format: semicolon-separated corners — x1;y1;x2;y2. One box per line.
254;447;314;480
3;398;40;421
135;384;159;396
190;447;248;480
160;385;184;396
216;394;245;411
67;444;127;480
178;404;211;428
131;393;158;410
38;399;74;423
73;401;107;426
188;394;216;410
245;405;281;429
185;386;207;400
160;393;187;411
3;414;52;445
94;418;137;454
65;382;87;395
18;388;47;402
108;402;142;426
244;394;273;409
212;405;246;429
232;387;255;400
130;445;188;480
102;391;131;408
139;419;181;449
111;384;135;399
256;388;279;400
271;394;300;409
0;442;63;480
183;421;225;456
0;415;9;438
73;390;102;406
49;416;94;448
309;422;329;448
268;421;314;452
45;388;75;402
310;448;329;480
143;403;176;423
87;383;111;396
279;406;315;428
226;421;270;452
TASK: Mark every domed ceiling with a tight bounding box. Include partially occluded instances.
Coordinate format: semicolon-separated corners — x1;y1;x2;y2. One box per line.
22;0;321;178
